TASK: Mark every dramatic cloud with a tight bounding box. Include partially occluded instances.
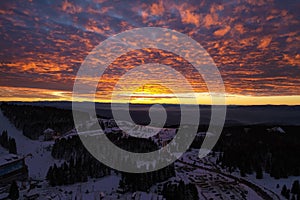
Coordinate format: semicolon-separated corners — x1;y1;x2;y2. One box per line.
0;0;299;104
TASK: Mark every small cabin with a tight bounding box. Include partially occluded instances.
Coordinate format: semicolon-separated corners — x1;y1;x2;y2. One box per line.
43;128;56;141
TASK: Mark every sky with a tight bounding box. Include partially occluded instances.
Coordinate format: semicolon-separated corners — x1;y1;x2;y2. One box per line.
0;0;299;105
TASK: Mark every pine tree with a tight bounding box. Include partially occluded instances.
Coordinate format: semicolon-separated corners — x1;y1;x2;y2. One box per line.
291;180;300;194
8;181;19;200
256;165;263;179
50;164;58;186
46;166;53;181
281;185;287;197
287;189;291;199
0;130;8;148
8;138;17;154
240;168;246;177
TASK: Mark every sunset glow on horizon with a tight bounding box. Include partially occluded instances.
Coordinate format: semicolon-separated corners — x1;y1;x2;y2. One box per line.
0;0;299;105
0;86;299;105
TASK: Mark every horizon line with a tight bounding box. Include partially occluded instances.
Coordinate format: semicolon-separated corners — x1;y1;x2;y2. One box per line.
1;100;299;107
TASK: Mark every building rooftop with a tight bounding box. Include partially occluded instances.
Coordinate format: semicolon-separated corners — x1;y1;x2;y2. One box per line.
43;128;55;134
0;153;23;166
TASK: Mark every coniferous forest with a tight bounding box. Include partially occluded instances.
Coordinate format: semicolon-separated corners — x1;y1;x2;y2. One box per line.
49;133;175;190
0;103;88;140
211;126;300;179
0;130;17;154
1;103;300;199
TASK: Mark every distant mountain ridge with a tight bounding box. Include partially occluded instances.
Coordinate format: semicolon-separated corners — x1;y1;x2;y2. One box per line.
1;101;300;126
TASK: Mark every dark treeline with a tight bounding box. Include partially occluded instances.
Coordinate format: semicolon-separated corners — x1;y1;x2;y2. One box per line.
49;135;111;186
209;126;300;179
51;136;84;160
281;180;300;200
106;132;159;153
49;133;174;189
119;164;175;192
161;180;198;200
51;132;159;160
47;134;175;191
109;132;176;192
0;130;17;154
46;156;110;186
8;181;19;200
0;103;89;140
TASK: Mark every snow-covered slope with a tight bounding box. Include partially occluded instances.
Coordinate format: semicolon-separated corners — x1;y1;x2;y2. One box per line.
0;111;61;180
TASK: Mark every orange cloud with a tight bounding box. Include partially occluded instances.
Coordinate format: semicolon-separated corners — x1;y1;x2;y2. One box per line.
180;10;200;26
257;36;272;49
0;86;72;101
173;3;201;27
283;54;300;67
0;0;299;104
246;0;269;6
210;4;224;13
62;0;83;14
203;14;214;28
0;9;14;15
234;24;245;34
150;0;164;16
214;26;231;37
0;61;72;83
